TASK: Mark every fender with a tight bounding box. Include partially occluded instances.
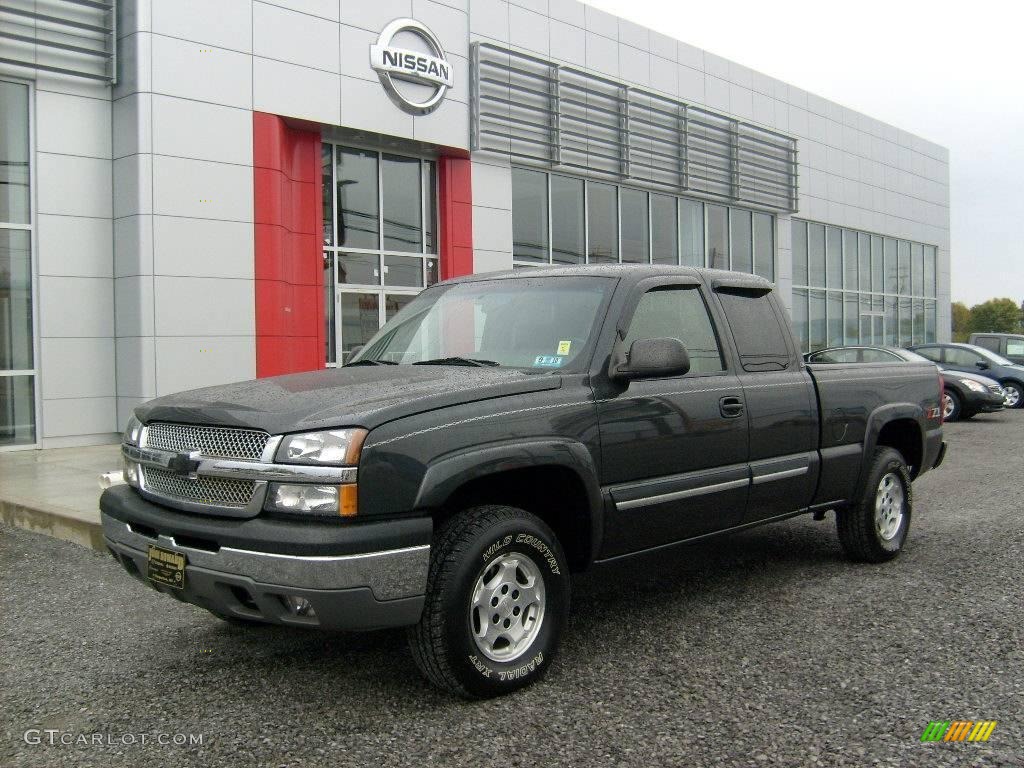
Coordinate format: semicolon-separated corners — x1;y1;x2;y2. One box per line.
855;402;926;493
413;438;604;566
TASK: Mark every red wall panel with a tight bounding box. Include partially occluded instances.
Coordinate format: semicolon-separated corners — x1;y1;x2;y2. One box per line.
438;155;473;280
253;112;324;378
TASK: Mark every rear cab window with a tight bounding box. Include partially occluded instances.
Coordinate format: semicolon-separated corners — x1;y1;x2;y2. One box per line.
714;288;794;372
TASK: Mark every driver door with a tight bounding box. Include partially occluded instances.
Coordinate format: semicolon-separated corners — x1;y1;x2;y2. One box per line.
596;280;749;558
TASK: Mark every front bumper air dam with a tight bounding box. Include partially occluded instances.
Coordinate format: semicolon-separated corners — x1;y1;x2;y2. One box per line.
100;489;430;631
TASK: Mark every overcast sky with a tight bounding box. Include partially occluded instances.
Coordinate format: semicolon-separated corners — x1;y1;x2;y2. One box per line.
583;0;1023;307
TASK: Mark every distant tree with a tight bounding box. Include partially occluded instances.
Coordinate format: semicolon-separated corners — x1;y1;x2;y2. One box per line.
951;301;971;342
968;298;1021;335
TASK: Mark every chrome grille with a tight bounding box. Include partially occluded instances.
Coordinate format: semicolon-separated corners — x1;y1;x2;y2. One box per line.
142;467;256;509
144;423;270;461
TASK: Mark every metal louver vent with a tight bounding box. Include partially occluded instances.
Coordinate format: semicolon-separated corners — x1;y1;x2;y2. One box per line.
0;0;117;83
471;42;797;213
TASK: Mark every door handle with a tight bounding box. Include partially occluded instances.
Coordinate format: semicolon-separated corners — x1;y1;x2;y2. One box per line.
719;396;745;418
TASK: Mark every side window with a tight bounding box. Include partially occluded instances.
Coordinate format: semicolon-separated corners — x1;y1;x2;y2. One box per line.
1006;339;1024;357
810;349;857;363
623;287;724;374
715;289;793;372
945;347;981;367
860;349;901;363
914;346;942;363
973;336;1000;352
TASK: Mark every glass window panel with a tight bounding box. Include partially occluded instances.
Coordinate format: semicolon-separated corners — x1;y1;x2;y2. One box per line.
884;296;897;346
425;257;438;286
512;167;548;262
336;148;379;249
809;290;826;351
729;208;753;273
321;144;333;247
792;220;808;286
382;154;422;252
871;235;883;293
873;315;883;344
551;175;585;264
897;241;911;294
680;199;704;268
0;374;35;447
620;188;649;263
383;254;424;287
338;252;380;285
706;204;729;270
827;292;843;347
808;223;826;287
899;297;912;346
858;233;870;292
883;238;898;294
324;252;336;364
0;80;31;224
587;182;618;263
792;288;809;353
650;194;677;264
0;229;33;370
339;292;380;363
624;287;724;374
913;299;925;344
424;160;437;253
910;242;923;296
845;294;860;345
925;300;936;343
924;245;936;298
826;226;843;288
842;229;858;289
753;213;774;281
717;290;792;372
385;293;416;322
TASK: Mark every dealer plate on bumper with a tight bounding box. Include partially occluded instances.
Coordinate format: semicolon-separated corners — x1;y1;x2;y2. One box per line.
147;545;186;589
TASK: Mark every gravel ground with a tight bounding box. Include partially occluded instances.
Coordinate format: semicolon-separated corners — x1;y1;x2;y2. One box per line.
2;410;1022;768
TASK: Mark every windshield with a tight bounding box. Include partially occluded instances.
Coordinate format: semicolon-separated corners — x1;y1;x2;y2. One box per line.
970;345;1014;366
349;276;613;370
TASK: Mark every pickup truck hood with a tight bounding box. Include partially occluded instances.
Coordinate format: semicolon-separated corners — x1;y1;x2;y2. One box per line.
135;366;562;435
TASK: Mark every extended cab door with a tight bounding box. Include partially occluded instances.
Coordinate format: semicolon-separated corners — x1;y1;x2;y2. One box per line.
710;283;818;524
595;278;749;558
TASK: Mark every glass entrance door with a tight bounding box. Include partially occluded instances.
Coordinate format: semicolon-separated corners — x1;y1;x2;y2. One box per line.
322;143;439;365
1;79;36;448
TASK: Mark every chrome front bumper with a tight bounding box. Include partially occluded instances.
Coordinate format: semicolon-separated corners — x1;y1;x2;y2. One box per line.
101;513;429;630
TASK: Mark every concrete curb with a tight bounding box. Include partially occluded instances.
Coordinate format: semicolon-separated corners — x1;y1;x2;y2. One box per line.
1;500;106;552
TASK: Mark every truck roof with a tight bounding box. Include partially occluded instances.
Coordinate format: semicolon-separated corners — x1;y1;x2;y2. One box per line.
446;264;775;291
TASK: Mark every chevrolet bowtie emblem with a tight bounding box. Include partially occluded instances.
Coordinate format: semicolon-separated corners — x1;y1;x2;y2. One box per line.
167;451;202;477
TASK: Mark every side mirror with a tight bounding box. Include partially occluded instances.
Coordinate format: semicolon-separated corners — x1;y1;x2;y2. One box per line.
612;337;690;381
976;360;990;370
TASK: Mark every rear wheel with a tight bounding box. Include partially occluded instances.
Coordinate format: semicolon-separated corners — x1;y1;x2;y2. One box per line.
836;447;912;563
1002;381;1022;409
408;505;570;698
942;389;961;421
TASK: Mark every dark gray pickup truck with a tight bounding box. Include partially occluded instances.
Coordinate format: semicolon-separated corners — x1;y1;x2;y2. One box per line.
101;266;946;698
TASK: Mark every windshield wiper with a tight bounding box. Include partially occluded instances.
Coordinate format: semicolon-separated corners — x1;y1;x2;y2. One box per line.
345;359;399;366
412;357;500;367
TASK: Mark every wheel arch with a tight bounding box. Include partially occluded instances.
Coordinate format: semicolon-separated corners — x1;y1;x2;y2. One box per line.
413;439;603;572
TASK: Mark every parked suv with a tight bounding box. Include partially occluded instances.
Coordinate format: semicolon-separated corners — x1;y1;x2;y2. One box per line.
968;333;1024;365
909;343;1024;409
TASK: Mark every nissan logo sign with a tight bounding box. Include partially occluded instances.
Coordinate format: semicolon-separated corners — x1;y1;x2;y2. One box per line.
370;18;453;115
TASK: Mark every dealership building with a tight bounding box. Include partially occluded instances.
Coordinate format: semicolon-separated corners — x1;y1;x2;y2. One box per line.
0;0;951;450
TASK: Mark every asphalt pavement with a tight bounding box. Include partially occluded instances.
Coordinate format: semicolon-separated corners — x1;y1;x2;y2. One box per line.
2;410;1022;767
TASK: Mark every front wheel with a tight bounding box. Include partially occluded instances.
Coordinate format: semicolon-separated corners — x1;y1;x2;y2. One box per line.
1002;381;1022;409
836;447;912;563
408;506;570;698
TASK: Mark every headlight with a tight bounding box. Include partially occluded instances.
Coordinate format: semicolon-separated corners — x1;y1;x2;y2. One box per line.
123;414;142;446
123;457;140;488
275;428;367;466
960;379;987;393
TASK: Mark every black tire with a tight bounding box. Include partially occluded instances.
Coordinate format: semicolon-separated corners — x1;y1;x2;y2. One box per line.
942;389;962;421
408;505;570;699
1001;381;1023;409
836;447;912;563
